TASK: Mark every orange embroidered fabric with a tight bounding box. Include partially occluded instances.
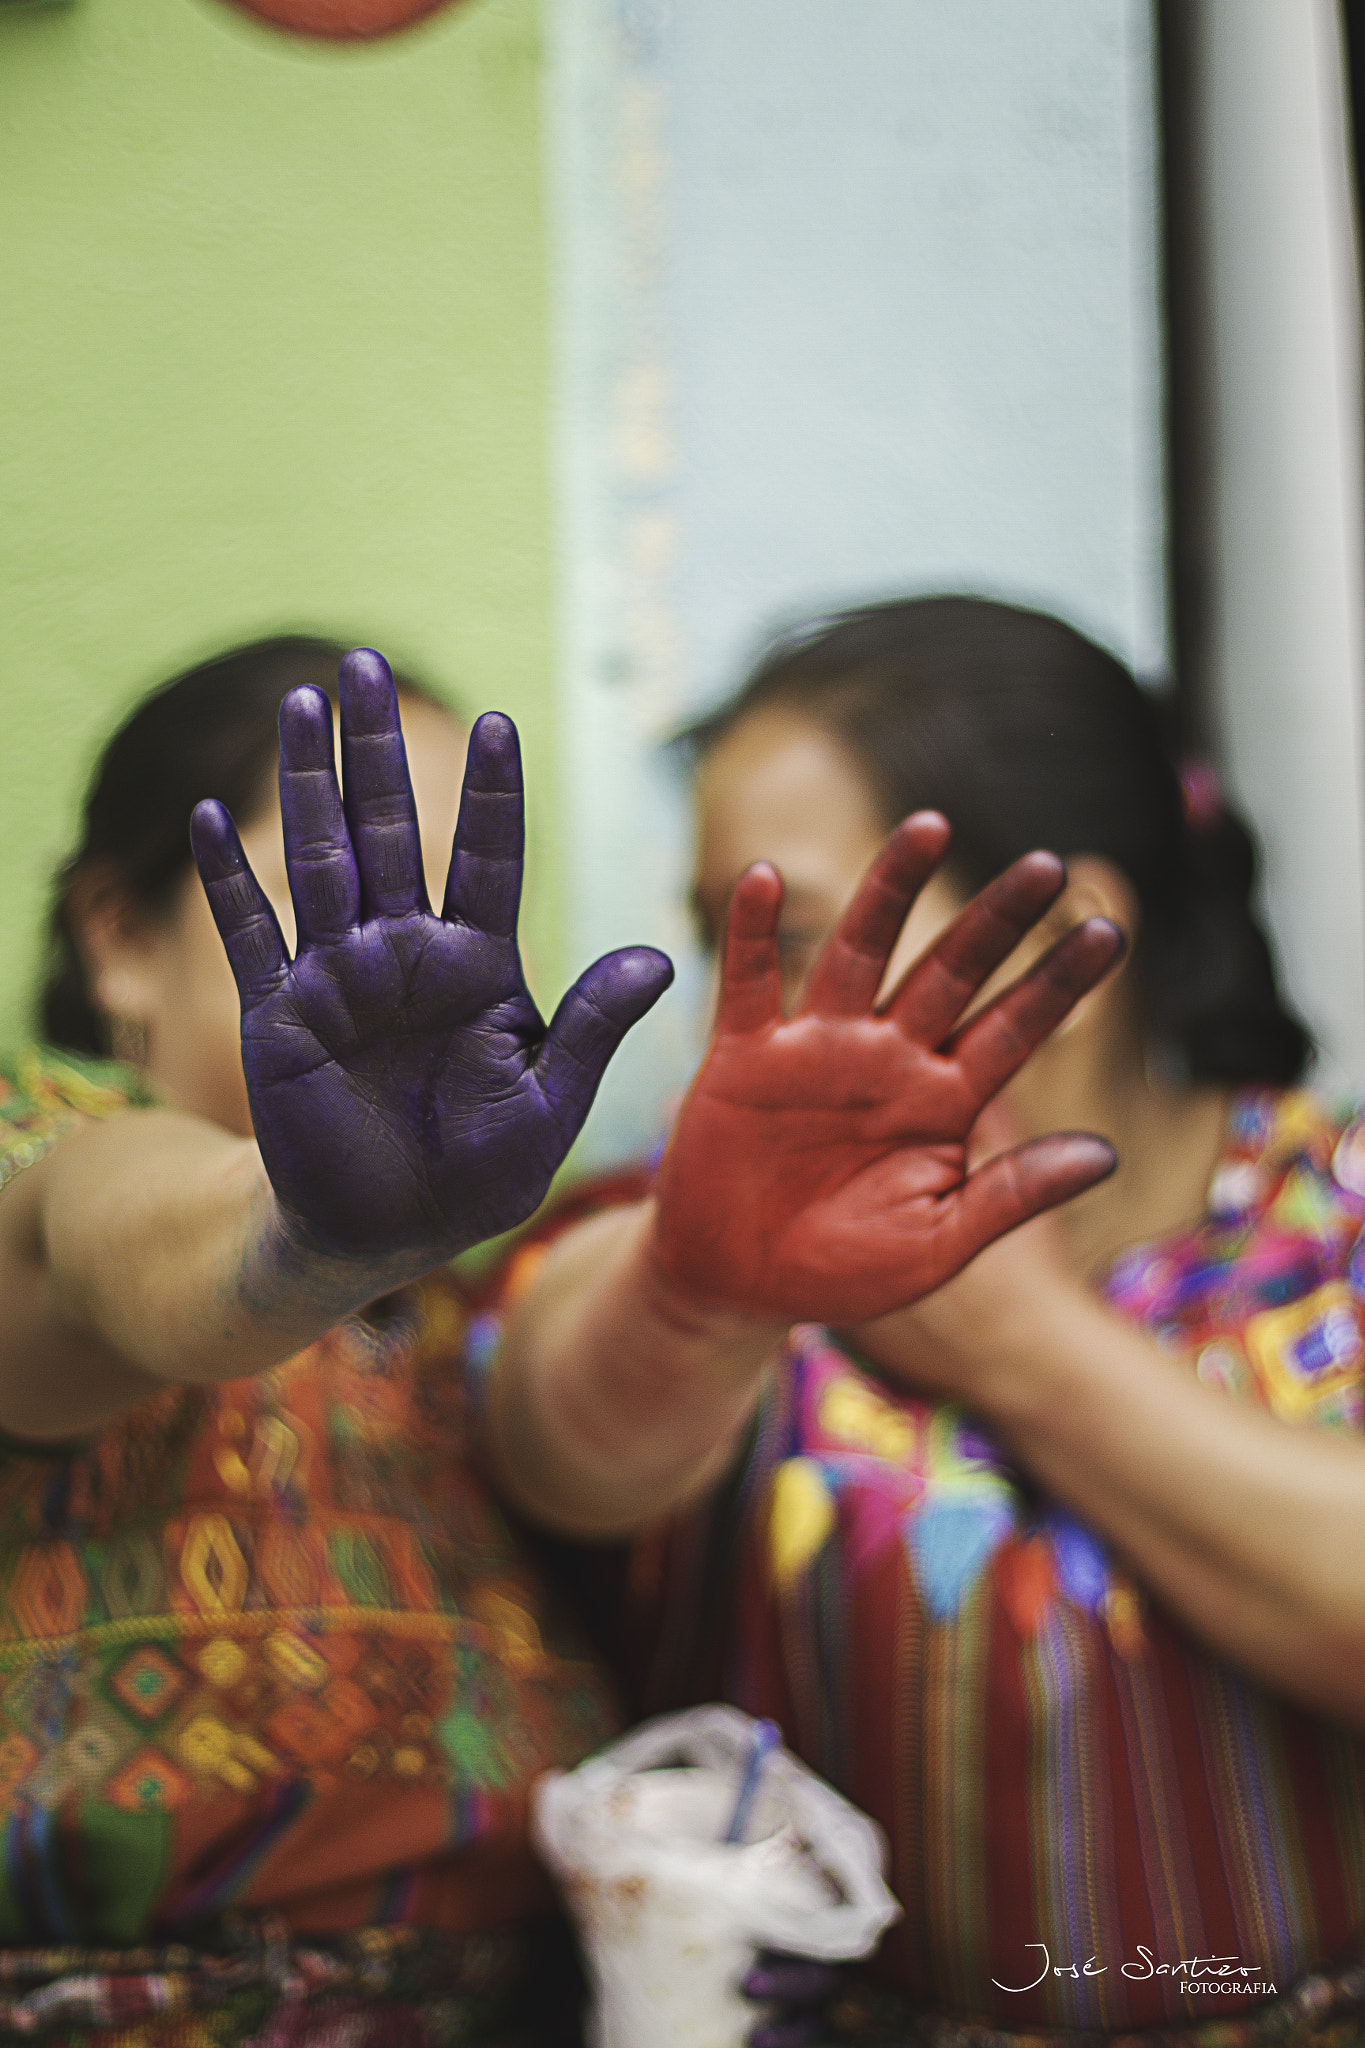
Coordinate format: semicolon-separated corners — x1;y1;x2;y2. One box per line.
0;1052;617;1946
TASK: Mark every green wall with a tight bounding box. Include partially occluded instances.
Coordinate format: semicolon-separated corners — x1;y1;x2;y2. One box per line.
0;0;559;1049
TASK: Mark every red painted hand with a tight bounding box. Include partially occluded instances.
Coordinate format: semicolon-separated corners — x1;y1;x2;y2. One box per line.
653;814;1123;1322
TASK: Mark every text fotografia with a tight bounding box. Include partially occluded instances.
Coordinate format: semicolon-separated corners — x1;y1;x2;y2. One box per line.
993;1946;1276;1997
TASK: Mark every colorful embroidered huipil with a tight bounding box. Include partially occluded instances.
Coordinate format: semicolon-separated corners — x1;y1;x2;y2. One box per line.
0;1052;617;1955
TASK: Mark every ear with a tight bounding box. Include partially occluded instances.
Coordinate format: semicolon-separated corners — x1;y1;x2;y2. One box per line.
63;865;164;1027
1052;854;1140;942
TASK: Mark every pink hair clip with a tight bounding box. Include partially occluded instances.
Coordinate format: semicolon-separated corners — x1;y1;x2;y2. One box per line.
1179;756;1223;832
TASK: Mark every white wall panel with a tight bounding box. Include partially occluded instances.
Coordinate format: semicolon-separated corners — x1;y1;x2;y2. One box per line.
1192;0;1365;1087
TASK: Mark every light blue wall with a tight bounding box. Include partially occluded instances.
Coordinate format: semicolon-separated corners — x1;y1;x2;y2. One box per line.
664;0;1166;698
552;0;1167;1165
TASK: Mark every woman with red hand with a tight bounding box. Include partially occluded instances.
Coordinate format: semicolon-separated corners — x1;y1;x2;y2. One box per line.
486;599;1365;2047
486;821;1120;1537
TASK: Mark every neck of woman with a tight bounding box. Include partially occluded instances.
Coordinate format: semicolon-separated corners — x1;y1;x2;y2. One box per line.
1007;1014;1234;1282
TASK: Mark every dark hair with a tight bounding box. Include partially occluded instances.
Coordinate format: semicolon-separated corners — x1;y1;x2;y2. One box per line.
682;596;1310;1086
42;634;448;1056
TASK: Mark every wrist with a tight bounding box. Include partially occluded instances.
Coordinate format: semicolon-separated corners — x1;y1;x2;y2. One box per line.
969;1284;1125;1434
240;1170;411;1334
635;1200;786;1351
853;1266;1113;1429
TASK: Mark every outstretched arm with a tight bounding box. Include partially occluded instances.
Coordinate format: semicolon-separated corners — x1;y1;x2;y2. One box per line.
486;816;1123;1535
850;1213;1365;1726
0;1107;295;1437
0;653;670;1441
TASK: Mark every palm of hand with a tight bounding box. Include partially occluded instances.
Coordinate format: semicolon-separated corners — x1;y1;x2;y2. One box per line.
240;923;567;1259
193;653;671;1271
655;820;1123;1323
690;1018;979;1308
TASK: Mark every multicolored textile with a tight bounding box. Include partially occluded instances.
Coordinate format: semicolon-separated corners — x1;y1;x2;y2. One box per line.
818;1952;1365;2047
614;1088;1365;2039
0;1916;584;2046
0;1049;152;1192
0;1051;618;1957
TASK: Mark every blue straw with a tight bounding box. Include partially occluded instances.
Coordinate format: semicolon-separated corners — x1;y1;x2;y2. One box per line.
723;1718;781;1844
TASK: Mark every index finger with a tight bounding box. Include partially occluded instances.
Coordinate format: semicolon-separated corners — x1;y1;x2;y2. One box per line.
714;863;785;1035
798;812;951;1018
190;800;290;1011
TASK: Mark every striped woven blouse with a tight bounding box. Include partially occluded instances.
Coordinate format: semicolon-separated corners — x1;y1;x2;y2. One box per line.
626;1087;1365;2039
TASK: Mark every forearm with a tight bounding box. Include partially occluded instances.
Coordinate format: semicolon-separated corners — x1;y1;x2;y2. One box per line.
859;1294;1365;1723
0;1108;401;1438
485;1201;784;1537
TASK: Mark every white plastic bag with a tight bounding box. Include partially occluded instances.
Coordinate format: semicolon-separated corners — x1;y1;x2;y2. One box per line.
533;1705;901;2048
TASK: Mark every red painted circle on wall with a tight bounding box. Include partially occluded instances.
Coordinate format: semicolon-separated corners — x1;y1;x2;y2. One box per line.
222;0;464;39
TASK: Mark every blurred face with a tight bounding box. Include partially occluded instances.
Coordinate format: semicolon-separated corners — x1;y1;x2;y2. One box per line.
82;695;468;1136
691;706;967;1016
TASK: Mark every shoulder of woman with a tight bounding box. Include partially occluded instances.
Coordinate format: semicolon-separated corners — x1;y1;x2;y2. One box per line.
0;1044;154;1193
1209;1084;1361;1196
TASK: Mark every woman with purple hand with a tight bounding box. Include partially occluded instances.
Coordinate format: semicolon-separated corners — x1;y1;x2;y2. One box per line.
0;637;674;2042
0;631;1118;2046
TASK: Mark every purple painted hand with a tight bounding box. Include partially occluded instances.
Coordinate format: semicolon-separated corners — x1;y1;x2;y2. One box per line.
190;650;673;1271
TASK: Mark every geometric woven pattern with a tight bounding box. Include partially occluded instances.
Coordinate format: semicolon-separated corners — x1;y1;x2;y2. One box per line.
105;1746;193;1814
108;1645;186;1725
0;1049;618;1947
8;1543;86;1640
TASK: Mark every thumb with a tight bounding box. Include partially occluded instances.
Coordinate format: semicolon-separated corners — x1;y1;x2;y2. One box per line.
535;947;675;1142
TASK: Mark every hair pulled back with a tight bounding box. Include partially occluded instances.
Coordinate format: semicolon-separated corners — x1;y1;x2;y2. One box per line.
42;634;443;1057
684;596;1309;1087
